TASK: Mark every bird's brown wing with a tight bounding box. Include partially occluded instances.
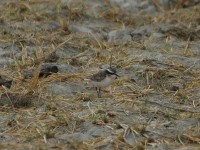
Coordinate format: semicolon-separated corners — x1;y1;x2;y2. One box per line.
90;71;106;82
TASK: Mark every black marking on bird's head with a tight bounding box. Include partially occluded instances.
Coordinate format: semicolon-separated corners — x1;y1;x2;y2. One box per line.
106;68;119;77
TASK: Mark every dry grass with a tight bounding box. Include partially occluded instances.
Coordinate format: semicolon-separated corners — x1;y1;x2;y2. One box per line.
0;0;199;149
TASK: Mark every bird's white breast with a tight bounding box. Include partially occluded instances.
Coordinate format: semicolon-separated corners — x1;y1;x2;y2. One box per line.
90;76;113;88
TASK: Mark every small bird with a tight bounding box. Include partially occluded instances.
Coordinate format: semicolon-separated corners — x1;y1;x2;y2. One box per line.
89;68;119;98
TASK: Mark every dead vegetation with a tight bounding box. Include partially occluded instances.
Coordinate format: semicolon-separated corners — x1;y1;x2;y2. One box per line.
0;0;199;149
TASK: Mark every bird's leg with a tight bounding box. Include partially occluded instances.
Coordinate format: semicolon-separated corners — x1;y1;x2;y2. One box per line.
96;87;101;98
99;87;101;97
96;87;99;97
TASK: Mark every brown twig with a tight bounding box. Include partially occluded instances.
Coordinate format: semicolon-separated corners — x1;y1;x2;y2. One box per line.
109;52;113;68
174;0;187;11
184;35;191;55
150;0;164;12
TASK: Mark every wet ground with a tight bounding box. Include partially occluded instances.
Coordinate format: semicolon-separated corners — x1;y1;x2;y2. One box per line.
0;0;200;149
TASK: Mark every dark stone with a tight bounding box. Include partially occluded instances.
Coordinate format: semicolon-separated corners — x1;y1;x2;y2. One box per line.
39;65;59;77
0;77;12;88
171;85;180;91
23;65;59;79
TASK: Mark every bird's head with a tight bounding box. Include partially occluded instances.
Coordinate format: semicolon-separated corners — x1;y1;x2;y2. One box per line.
106;68;120;79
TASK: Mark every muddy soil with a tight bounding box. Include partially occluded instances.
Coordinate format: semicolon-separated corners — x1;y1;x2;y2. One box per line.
0;0;200;149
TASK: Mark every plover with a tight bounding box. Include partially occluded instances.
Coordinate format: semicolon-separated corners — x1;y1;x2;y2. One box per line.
89;68;119;97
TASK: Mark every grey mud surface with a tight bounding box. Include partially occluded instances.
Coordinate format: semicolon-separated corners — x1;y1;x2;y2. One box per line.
0;0;200;149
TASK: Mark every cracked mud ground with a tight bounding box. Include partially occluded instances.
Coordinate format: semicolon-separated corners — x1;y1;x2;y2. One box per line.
0;0;200;149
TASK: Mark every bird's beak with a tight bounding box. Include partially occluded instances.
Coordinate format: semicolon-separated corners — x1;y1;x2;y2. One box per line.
115;73;120;78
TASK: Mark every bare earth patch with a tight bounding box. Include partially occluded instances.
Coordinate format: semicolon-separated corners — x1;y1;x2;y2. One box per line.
0;0;199;149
